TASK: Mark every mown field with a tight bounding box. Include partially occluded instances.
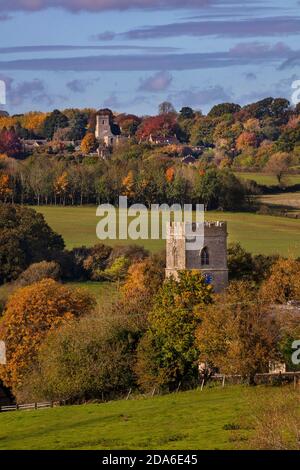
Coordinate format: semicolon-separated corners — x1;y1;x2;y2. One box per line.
34;206;300;257
0;386;280;450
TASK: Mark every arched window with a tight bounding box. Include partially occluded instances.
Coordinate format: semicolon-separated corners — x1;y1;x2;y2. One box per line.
201;247;209;266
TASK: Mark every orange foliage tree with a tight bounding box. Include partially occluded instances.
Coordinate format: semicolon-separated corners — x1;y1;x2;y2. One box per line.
0;279;95;393
165;166;175;183
0;173;12;201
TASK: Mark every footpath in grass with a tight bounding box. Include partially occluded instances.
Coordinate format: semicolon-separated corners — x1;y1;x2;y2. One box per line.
35;206;300;257
0;386;278;450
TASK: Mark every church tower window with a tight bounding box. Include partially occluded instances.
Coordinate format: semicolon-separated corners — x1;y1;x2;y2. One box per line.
201;247;209;266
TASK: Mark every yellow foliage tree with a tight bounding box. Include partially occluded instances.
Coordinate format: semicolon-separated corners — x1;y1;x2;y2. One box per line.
0;279;95;393
54;171;69;204
260;258;300;304
122;170;135;198
80;132;97;154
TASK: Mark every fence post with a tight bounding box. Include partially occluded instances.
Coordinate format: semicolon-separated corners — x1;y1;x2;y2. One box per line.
200;379;205;392
222;375;226;388
151;387;156;397
176;382;181;393
126;388;132;400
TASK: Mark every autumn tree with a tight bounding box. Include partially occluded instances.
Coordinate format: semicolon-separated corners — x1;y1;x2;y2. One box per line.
260;258;300;304
264;151;292;184
0;127;22;158
0;279;95;393
135;271;213;391
0;173;12;202
196;282;280;383
80;132;98;154
236;131;258;151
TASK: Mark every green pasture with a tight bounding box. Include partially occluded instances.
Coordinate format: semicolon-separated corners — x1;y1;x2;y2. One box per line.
0;386;280;450
34;206;300;257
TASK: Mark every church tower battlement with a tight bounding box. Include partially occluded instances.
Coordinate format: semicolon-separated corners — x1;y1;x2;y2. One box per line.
166;221;228;293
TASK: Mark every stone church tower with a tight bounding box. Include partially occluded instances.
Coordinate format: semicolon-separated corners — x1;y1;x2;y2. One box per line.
95;111;115;146
166;221;228;293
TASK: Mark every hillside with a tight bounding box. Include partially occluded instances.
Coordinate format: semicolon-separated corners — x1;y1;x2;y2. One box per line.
0;386;283;450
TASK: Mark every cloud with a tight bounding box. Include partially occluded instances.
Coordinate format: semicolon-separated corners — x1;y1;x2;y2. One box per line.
0;43;295;72
169;85;232;109
245;72;257;81
0;14;12;20
66;78;99;93
0;44;178;54
138;71;172;92
0;0;213;13
114;17;300;41
0;75;66;107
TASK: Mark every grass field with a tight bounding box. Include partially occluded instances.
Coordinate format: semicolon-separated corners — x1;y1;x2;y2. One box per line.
66;281;119;304
34;206;300;257
236;172;300;187
0;386;280;450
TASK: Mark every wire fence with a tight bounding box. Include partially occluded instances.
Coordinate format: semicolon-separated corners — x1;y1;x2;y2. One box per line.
1;372;299;413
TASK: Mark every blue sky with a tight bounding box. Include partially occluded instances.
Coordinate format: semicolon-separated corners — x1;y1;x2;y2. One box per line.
0;0;299;115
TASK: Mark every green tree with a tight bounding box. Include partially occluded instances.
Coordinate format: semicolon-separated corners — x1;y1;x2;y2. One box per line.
42;110;69;140
135;271;213;391
0;204;64;284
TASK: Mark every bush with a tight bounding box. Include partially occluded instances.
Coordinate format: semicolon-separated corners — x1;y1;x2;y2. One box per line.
15;261;61;287
0;279;95;394
19;311;137;403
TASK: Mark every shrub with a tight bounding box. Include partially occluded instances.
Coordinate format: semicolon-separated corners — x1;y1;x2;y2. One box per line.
0;279;95;394
19;311;137;403
15;261;61;287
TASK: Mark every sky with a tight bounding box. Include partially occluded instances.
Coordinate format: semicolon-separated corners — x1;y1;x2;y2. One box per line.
0;0;300;115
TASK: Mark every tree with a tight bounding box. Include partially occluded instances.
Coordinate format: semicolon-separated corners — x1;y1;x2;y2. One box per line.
80;132;98;154
135;271;213;391
136;114;178;140
82;244;112;281
0;173;12;202
196;282;280;383
236;131;258;151
179;107;195;120
159;101;176;115
0;127;22;158
42;110;69;140
15;261;61;288
264;151;292;184
0;279;95;393
0;204;64;284
260;258;300;304
208;102;241;118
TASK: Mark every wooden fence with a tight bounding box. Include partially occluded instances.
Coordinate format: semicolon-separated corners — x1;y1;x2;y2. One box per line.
0;401;62;413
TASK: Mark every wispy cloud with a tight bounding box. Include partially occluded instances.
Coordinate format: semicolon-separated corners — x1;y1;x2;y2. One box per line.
0;44;178;54
66;78;100;93
138;71;172;92
0;42;295;72
0;14;12;20
0;1;216;13
104;17;300;41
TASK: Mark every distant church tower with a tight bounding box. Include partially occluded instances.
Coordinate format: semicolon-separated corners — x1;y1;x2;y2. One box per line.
95;111;115;146
166;222;228;293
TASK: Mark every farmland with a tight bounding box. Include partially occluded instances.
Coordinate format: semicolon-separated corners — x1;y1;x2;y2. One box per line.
35;206;300;257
